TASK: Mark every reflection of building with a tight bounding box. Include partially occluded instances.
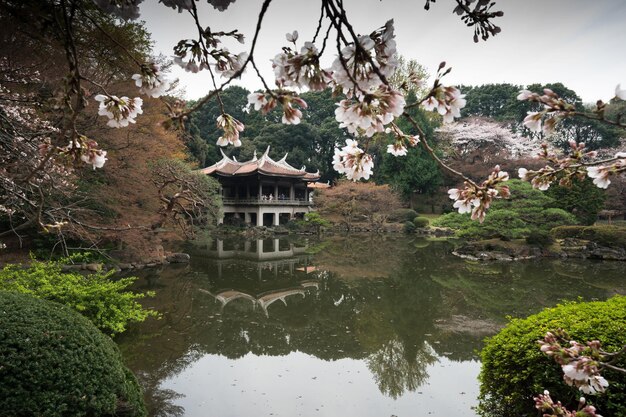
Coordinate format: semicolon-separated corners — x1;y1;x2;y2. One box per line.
209;238;308;260
200;147;321;226
202;238;319;316
206;238;314;280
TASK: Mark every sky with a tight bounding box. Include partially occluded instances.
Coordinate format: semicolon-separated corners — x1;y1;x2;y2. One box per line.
138;0;626;103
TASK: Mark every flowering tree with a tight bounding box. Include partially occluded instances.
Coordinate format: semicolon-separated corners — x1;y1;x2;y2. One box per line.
2;0;625;240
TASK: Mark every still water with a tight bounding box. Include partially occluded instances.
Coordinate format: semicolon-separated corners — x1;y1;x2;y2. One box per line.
116;235;626;417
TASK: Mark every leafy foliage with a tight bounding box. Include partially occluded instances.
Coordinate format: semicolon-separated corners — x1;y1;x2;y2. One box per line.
478;296;626;417
377;97;443;198
545;179;606;225
433;180;577;240
0;291;146;417
0;260;158;335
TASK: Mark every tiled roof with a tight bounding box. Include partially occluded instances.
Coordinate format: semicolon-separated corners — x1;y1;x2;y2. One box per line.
200;147;321;181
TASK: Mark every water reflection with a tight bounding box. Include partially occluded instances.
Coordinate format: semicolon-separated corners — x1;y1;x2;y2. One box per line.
117;235;626;417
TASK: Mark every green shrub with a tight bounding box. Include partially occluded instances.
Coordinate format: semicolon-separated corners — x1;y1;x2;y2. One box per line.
403;221;416;233
478;296;626;417
551;225;626;249
388;208;419;223
413;216;430;228
0;292;146;417
525;230;553;247
0;260;158;335
432;180;577;241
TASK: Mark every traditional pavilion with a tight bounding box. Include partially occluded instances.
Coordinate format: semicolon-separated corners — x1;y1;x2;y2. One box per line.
200;147;321;226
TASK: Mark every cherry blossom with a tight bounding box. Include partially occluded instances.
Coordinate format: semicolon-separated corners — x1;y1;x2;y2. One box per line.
132;63;170;98
523;111;542;133
330;20;398;94
215;51;248;79
335;86;405;137
387;143;408;156
537;331;622;396
587;166;611;189
447;166;509;222
333;139;374;181
272;41;331;91
615;84;626;100
285;30;298;43
534;391;602;417
215;114;245;147
385;124;420;157
421;85;466;123
94;94;143;128
81;148;108;170
159;0;194;13
280;95;307;125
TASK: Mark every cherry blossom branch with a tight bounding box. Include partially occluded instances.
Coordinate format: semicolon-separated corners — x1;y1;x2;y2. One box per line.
178;0;273;119
403;111;477;186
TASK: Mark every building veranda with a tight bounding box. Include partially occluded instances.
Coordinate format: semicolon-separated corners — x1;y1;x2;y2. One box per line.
201;147;325;226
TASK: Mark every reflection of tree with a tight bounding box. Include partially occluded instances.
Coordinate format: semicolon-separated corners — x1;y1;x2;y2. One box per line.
367;339;436;399
136;371;185;417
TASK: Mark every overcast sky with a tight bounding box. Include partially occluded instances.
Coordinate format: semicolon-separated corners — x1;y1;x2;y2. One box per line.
138;0;626;103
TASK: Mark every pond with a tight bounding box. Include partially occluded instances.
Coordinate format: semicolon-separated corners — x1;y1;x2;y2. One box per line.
116;235;626;417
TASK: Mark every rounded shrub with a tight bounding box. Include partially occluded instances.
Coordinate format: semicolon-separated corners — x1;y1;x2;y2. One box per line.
413;216;430;228
389;208;419;223
403;221;416;233
0;292;146;417
478;296;626;417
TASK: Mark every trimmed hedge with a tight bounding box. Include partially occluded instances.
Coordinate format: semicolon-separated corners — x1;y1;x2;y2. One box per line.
551;225;626;249
413;216;430;228
478;296;626;417
0;292;146;417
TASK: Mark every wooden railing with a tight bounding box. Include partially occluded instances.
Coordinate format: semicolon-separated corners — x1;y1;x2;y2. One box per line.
222;198;311;206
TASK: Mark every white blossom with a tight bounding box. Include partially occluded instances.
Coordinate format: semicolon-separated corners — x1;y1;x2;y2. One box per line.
523;111;542;133
332;139;374;181
94;94;143;128
335;86;405;137
516;89;533;100
329;20;397;95
247;92;268;111
587;166;611;188
421;86;466;124
216;114;244;147
286;30;298;43
81;150;107;169
562;363;609;395
387;143;407;156
131;64;170;98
